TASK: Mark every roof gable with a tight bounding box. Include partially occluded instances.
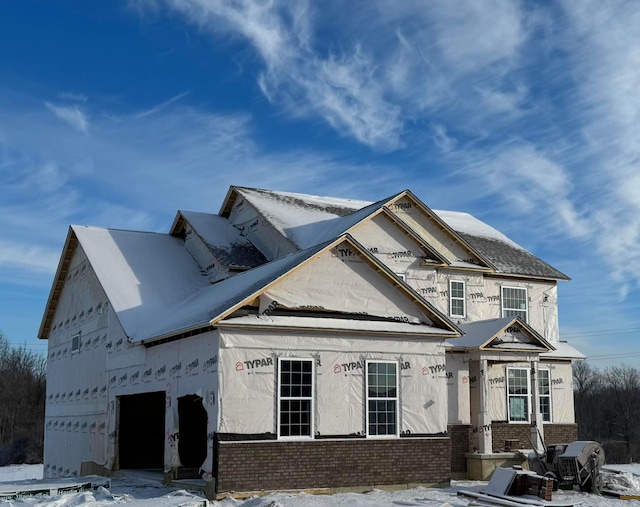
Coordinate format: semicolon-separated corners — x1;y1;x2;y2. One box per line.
221;186;569;281
448;317;555;353
384;191;494;270
141;234;461;343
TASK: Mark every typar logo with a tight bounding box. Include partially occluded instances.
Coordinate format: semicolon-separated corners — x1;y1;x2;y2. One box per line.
203;355;218;372
237;357;274;371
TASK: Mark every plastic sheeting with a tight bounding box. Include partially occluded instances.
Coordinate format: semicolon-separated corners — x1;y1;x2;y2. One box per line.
446;353;471;425
262;248;433;325
219;329;448;436
409;273;559;342
45;313;220;477
548;362;574;423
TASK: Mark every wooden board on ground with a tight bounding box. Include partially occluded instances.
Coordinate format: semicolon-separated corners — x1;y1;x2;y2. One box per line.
0;475;110;500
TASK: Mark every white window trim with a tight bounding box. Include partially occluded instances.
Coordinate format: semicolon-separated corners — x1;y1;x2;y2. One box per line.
365;360;400;438
449;279;466;318
506;367;530;423
501;286;528;322
538;368;552;423
277;358;315;440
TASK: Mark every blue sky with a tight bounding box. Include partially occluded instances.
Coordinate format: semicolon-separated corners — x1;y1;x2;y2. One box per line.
2;0;640;370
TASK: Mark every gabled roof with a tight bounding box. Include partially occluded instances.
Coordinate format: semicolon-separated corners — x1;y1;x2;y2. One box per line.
38;225;212;341
40;226;461;344
141;233;461;343
446;317;555;353
219;186;569;280
170;210;266;269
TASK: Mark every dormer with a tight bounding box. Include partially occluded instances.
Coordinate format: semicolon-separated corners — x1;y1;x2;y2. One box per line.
170;211;267;282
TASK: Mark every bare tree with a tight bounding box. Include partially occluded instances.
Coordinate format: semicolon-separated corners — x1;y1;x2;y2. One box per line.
602;364;640;462
0;332;46;465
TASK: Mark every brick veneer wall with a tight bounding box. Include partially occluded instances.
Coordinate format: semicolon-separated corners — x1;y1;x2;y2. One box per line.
492;423;579;452
543;424;578;445
216;437;451;494
448;425;472;474
447;423;578;480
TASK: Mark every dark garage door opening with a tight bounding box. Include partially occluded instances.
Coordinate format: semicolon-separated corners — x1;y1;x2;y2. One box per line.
178;394;207;470
118;391;165;469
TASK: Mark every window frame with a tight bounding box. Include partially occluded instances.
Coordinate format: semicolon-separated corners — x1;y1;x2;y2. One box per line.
366;360;400;438
71;332;81;354
449;279;466;318
506;367;530;423
277;358;315;440
501;286;528;322
538;368;552;423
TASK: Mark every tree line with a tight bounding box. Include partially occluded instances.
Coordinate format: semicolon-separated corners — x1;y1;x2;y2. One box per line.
573;362;640;463
0;332;46;466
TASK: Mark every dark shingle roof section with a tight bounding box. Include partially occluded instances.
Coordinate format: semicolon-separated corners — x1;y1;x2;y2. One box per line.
458;233;570;280
180;211;267;269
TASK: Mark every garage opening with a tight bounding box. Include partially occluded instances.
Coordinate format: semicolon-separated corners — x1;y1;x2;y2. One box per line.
178;394;207;471
118;391;165;469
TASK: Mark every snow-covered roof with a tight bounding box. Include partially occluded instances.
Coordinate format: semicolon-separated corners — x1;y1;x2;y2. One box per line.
72;226;211;342
540;341;586;360
55;228;457;344
227;186;395;250
445;317;554;352
218;314;458;337
175;210;266;268
225;187;569;280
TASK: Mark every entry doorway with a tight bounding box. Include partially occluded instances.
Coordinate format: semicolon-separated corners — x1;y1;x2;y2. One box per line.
118;391;165;469
177;394;207;470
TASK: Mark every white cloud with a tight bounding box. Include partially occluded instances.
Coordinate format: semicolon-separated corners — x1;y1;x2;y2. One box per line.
0;240;59;273
45;102;90;132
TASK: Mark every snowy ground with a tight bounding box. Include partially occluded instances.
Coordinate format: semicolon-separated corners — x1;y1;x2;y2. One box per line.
1;464;640;506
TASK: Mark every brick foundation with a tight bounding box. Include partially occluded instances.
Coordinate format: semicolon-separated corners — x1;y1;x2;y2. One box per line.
215;437;451;495
491;423;578;451
448;425;471;475
449;423;578;479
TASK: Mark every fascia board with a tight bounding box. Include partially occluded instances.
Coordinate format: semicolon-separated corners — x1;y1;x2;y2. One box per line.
168;210;186;236
216;320;456;338
218;185;241;217
38;227;77;339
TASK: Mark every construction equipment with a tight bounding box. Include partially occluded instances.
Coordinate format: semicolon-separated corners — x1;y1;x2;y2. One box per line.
528;440;605;494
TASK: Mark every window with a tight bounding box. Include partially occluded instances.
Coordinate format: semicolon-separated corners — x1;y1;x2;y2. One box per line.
538;369;551;423
507;368;530;422
366;361;399;437
502;287;528;322
450;280;465;318
278;359;313;438
71;332;81;353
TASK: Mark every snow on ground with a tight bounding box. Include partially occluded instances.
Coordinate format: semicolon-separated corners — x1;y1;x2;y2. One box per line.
2;464;640;506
